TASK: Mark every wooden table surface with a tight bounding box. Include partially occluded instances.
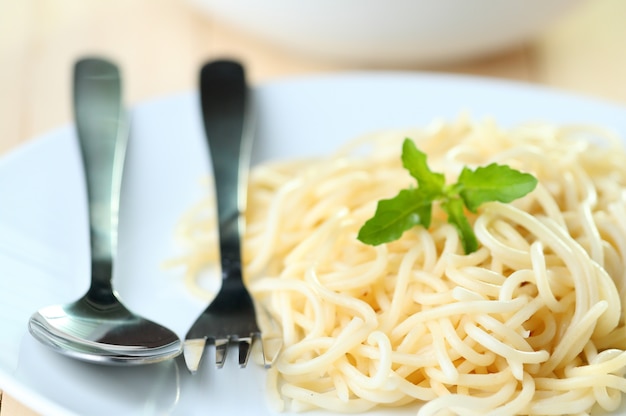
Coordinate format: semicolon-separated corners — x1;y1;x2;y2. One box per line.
1;0;626;414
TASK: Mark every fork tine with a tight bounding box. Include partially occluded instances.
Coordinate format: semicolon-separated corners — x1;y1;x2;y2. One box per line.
238;337;253;367
215;338;229;368
183;338;207;374
260;336;283;368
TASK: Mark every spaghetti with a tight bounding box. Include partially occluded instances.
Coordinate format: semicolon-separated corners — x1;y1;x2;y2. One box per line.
168;116;626;415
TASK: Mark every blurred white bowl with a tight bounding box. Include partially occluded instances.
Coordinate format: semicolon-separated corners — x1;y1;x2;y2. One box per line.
187;0;582;66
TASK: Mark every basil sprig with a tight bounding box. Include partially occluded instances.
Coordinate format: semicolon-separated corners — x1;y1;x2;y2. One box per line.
357;139;538;254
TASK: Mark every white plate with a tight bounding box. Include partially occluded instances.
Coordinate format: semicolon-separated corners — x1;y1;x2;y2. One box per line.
2;72;626;416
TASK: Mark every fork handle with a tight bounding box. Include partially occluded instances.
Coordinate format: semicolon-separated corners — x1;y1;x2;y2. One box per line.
200;60;252;283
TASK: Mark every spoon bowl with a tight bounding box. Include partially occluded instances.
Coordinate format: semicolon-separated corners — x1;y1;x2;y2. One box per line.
29;295;182;365
27;58;181;365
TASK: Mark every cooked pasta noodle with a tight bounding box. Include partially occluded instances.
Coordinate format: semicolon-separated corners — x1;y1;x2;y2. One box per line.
167;115;626;415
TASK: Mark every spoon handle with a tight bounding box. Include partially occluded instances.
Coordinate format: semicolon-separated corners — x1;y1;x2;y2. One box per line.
74;58;127;282
200;60;252;282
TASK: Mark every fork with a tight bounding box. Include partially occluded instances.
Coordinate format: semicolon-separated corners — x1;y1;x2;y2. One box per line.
183;60;281;373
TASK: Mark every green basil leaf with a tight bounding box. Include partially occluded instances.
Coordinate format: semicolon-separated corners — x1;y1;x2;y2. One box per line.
357;188;434;245
401;139;445;194
457;163;538;212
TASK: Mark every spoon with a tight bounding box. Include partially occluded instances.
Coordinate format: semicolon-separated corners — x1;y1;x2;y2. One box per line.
28;58;182;365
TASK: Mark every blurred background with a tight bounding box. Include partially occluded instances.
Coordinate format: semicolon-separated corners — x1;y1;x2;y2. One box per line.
1;0;626;414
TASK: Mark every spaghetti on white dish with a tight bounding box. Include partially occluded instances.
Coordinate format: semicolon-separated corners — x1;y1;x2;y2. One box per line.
171;116;626;415
3;73;626;415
